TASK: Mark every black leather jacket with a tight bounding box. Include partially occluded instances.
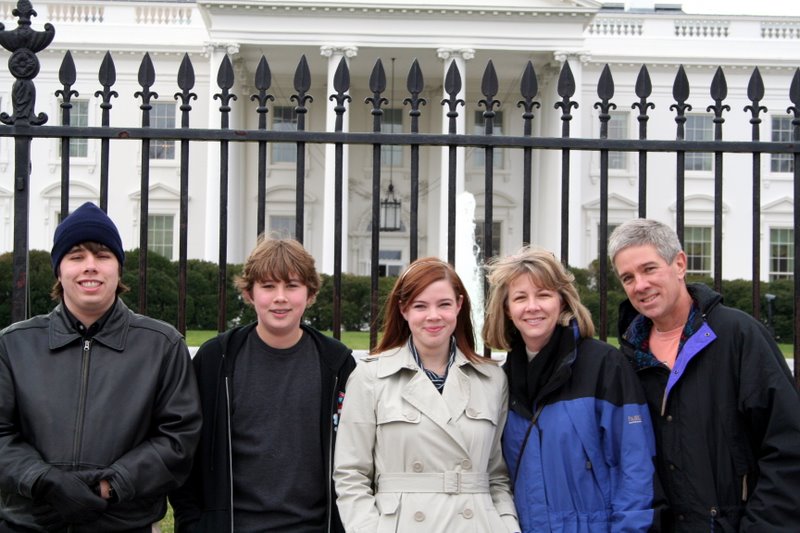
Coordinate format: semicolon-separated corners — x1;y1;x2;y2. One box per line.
0;299;202;532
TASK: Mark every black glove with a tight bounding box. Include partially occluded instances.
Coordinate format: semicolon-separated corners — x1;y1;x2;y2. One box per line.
32;468;108;524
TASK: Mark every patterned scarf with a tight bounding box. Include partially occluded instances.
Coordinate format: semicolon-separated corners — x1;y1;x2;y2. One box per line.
408;336;456;393
624;303;700;370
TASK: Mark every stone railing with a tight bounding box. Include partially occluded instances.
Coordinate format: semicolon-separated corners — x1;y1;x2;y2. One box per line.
587;17;644;36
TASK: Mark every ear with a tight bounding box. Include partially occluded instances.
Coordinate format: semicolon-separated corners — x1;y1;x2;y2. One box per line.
455;294;464;314
242;289;254;305
673;250;688;279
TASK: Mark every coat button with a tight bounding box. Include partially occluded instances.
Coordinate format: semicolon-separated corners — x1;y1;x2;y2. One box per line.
585;460;592;470
412;461;424;472
461;459;472;470
414;511;425;522
666;415;673;422
463;508;474;519
669;464;676;471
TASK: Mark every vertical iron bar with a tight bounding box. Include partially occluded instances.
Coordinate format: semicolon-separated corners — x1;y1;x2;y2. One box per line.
367;58;387;350
1;1;55;323
11;136;31;322
405;59;426;262
634;65;653;218
135;53;157;316
442;60;463;266
709;67;729;293
96;51;117;211
518;61;539;246
175;53;196;336
57;51;76;218
214;54;236;333
292;55;312;243
555;60;577;265
595;64;616;342
252;55;272;238
330;57;351;339
745;67;765;320
671;66;691;245
790;68;800;386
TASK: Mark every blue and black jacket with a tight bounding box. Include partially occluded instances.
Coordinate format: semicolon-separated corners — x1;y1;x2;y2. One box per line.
502;320;661;533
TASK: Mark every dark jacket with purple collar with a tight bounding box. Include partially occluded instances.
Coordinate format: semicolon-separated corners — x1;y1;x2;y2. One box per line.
169;323;355;533
618;282;800;532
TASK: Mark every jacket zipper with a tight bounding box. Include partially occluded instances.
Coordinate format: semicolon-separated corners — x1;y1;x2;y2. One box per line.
225;376;234;533
67;339;92;533
326;374;339;533
72;339;92;466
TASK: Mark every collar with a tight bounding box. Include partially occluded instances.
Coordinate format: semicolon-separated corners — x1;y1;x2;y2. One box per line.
49;299;130;352
375;343;495;379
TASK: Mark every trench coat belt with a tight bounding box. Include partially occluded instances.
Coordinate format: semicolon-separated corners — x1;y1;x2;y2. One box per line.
376;471;490;494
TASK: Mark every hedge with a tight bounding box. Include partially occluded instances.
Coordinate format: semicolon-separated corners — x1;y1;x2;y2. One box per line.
0;250;794;342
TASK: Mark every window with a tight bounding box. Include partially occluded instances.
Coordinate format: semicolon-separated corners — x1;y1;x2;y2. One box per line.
597;223;618;258
269;215;296;239
271;106;298;164
684;115;712;172
381;108;403;167
769;228;794;280
684;226;712;276
771;116;793;173
607;112;628;170
148;214;174;259
61;100;89;158
474;221;501;263
151;102;176;160
378;250;403;277
472;111;504;169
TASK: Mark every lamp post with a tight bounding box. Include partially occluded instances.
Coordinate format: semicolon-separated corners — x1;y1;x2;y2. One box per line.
380;182;401;231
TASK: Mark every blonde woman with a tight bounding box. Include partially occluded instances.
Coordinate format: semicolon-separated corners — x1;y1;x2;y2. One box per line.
334;258;520;533
483;246;660;533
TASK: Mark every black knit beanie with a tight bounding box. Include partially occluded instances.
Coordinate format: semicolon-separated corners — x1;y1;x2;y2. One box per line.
51;202;125;275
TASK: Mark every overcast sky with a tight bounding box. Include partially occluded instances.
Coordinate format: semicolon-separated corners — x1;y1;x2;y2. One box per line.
621;1;800;17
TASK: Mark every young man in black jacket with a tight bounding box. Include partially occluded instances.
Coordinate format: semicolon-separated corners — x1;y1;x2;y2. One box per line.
0;202;201;532
610;218;800;532
171;237;356;533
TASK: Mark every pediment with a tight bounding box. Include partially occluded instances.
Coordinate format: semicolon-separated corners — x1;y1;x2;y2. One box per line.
265;185;317;204
669;194;729;213
41;181;99;200
129;183;182;201
583;192;638;211
762;196;793;214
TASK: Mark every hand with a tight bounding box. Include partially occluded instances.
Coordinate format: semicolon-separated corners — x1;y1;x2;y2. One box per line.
32;468;108;524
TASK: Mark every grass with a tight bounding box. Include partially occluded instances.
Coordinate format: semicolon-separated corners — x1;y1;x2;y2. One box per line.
186;330;794;358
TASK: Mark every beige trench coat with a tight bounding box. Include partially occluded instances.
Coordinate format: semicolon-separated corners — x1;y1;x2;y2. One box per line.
333;345;520;533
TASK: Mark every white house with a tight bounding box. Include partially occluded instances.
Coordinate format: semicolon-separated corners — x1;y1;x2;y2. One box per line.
0;0;796;281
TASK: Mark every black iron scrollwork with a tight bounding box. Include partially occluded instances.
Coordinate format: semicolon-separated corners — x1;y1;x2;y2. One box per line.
0;0;55;125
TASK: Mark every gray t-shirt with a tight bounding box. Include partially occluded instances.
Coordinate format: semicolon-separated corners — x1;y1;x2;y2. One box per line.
230;329;325;533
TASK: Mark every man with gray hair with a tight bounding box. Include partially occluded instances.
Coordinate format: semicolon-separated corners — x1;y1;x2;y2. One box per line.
609;218;800;532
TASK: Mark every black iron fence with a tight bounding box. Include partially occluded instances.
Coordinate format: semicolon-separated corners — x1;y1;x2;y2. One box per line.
0;2;797;381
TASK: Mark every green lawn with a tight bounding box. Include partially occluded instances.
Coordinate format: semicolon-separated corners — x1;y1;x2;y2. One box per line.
187;330;795;359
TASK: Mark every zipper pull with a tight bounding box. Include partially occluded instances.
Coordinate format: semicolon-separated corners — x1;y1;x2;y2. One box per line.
84;339;91;352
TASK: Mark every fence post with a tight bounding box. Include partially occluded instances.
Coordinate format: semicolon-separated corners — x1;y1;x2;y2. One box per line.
0;1;55;323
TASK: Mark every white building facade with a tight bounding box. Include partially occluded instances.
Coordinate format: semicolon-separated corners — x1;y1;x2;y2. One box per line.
0;0;796;281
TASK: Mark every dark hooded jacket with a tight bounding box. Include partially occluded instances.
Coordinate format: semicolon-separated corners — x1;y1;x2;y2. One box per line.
169;323;356;533
618;282;800;532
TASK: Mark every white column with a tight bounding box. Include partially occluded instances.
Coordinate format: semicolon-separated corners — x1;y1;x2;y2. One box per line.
320;45;358;274
435;47;474;259
202;42;240;262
